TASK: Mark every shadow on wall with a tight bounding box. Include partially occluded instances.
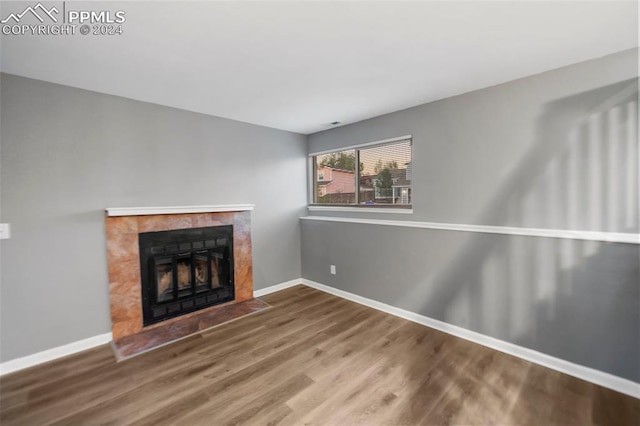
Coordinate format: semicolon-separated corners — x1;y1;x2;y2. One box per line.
398;79;640;381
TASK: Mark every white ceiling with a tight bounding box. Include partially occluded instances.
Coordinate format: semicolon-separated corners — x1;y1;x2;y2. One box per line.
1;1;637;134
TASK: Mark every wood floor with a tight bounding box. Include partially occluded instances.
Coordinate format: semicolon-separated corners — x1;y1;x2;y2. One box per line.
1;285;639;425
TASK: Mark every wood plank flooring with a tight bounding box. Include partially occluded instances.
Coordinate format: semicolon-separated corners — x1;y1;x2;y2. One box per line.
1;285;639;425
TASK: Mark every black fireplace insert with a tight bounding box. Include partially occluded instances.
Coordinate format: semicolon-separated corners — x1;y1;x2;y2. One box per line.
139;225;234;326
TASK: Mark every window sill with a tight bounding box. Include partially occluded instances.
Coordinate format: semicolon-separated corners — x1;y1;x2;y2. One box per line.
307;205;413;214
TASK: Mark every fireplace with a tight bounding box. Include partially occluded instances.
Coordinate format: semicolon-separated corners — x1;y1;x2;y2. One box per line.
105;207;271;359
139;225;235;326
105;207;257;341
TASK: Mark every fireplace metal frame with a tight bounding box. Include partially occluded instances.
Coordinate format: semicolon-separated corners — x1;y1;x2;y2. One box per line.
138;225;235;326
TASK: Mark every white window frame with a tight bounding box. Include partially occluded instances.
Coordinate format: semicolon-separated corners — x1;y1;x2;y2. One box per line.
308;135;413;214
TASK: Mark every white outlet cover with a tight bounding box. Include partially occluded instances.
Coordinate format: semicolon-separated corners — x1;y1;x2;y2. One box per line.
330;265;336;275
0;223;10;240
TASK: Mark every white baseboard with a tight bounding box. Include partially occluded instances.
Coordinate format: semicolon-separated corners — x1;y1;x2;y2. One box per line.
0;332;113;376
3;280;638;399
0;280;300;376
253;279;303;297
300;278;640;399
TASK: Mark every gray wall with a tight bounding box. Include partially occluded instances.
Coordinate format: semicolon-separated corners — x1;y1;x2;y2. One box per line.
303;49;640;382
308;49;639;233
302;221;639;381
0;74;307;362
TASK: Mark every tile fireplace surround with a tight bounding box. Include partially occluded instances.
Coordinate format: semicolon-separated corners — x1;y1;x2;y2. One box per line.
104;205;270;359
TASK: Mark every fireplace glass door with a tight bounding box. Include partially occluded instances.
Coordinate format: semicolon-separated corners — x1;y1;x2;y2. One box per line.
139;225;234;326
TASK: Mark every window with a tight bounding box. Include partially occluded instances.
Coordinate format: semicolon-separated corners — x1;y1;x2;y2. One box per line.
311;137;412;208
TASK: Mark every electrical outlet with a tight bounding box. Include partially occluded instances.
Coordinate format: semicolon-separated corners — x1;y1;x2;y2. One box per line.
0;223;10;240
330;265;336;275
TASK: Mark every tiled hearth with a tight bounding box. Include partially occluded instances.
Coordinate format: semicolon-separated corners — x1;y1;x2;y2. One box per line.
104;206;270;359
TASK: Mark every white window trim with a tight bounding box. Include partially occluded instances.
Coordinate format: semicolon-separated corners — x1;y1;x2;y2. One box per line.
308;135;413;210
308;206;414;214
